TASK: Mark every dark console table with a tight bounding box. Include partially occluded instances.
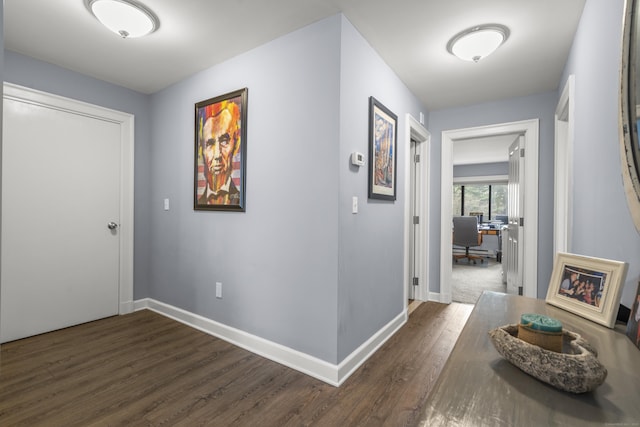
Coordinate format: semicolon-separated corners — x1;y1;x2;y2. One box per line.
417;291;640;426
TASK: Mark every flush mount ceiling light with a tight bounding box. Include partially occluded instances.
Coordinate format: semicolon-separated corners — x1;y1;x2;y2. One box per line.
447;24;509;63
87;0;158;39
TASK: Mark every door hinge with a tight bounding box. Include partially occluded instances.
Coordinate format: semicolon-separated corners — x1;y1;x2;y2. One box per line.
519;217;524;227
520;148;525;157
414;154;421;163
413;277;419;286
413;215;420;225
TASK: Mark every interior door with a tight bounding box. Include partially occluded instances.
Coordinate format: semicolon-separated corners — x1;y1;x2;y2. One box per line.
409;139;419;300
1;94;121;343
506;135;525;295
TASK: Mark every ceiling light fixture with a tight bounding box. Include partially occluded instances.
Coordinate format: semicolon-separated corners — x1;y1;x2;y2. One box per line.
447;24;509;63
87;0;159;39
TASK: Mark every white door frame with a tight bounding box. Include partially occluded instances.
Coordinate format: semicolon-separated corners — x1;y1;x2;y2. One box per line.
404;114;430;305
554;75;575;254
3;83;135;314
440;119;539;302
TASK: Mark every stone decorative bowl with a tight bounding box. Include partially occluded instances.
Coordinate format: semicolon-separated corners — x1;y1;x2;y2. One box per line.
488;324;607;393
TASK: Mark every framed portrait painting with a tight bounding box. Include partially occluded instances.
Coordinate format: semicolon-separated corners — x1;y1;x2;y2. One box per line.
546;252;628;328
194;88;248;211
368;96;397;201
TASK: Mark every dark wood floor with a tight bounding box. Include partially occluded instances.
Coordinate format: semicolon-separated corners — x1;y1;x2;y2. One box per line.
0;301;473;426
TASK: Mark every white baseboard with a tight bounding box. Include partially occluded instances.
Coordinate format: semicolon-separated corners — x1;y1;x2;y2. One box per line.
133;298;406;387
119;300;134;314
428;292;452;304
337;310;407;383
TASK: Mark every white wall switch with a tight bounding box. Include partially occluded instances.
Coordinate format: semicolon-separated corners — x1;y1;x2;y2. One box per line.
163;198;170;211
352;196;358;214
215;282;222;299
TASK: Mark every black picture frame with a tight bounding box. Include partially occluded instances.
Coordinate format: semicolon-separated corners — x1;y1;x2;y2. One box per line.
368;96;397;201
194;88;248;211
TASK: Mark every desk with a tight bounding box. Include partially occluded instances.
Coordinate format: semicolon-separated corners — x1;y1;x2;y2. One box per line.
417;292;640;426
480;227;502;262
479;228;501;236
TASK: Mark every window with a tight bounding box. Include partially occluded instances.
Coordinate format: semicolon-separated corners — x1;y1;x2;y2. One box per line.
491;184;507;218
453;182;507;220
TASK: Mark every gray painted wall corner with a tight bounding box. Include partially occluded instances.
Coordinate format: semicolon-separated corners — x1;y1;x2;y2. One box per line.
336;15;429;362
147;15;344;363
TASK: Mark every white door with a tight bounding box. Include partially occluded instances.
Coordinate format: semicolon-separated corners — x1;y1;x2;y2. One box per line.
1;92;121;342
554;75;574;254
506;135;525;295
409;139;419;300
405;115;430;304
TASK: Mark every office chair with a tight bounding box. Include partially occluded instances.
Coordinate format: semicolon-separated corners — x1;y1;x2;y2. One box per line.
468;211;484;224
453;216;484;264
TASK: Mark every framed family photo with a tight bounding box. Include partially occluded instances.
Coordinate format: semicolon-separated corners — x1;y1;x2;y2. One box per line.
368;96;397;201
546;252;628;328
194;88;248;211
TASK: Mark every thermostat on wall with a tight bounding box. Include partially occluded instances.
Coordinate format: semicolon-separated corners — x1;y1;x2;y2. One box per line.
351;151;365;166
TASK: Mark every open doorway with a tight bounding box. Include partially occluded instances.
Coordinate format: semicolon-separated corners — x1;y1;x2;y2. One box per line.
451;172;510;304
440;120;539;304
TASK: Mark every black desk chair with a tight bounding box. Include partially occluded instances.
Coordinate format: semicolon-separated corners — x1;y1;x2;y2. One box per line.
453;216;484;264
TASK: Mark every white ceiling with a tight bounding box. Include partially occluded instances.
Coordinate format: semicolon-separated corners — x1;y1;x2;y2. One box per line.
4;0;586;111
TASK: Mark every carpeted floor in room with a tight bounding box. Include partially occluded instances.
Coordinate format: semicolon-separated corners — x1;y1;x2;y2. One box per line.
451;256;506;304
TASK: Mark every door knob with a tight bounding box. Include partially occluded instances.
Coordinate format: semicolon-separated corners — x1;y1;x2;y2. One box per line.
107;222;118;230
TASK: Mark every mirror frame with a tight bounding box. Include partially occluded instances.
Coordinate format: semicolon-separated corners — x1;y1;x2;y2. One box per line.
620;0;640;231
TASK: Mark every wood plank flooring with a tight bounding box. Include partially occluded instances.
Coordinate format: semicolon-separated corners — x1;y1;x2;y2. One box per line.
0;301;473;426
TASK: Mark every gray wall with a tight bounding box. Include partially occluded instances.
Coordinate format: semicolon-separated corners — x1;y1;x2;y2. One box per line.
148;15;342;363
428;91;558;298
337;16;427;361
560;0;640;308
147;14;427;364
3;51;153;301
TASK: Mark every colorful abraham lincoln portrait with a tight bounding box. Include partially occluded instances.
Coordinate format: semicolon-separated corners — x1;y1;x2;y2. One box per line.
195;89;247;211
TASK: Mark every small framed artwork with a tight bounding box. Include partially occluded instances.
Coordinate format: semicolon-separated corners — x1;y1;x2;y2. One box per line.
626;281;640;349
194;88;248;211
546;252;628;328
368;96;397;201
